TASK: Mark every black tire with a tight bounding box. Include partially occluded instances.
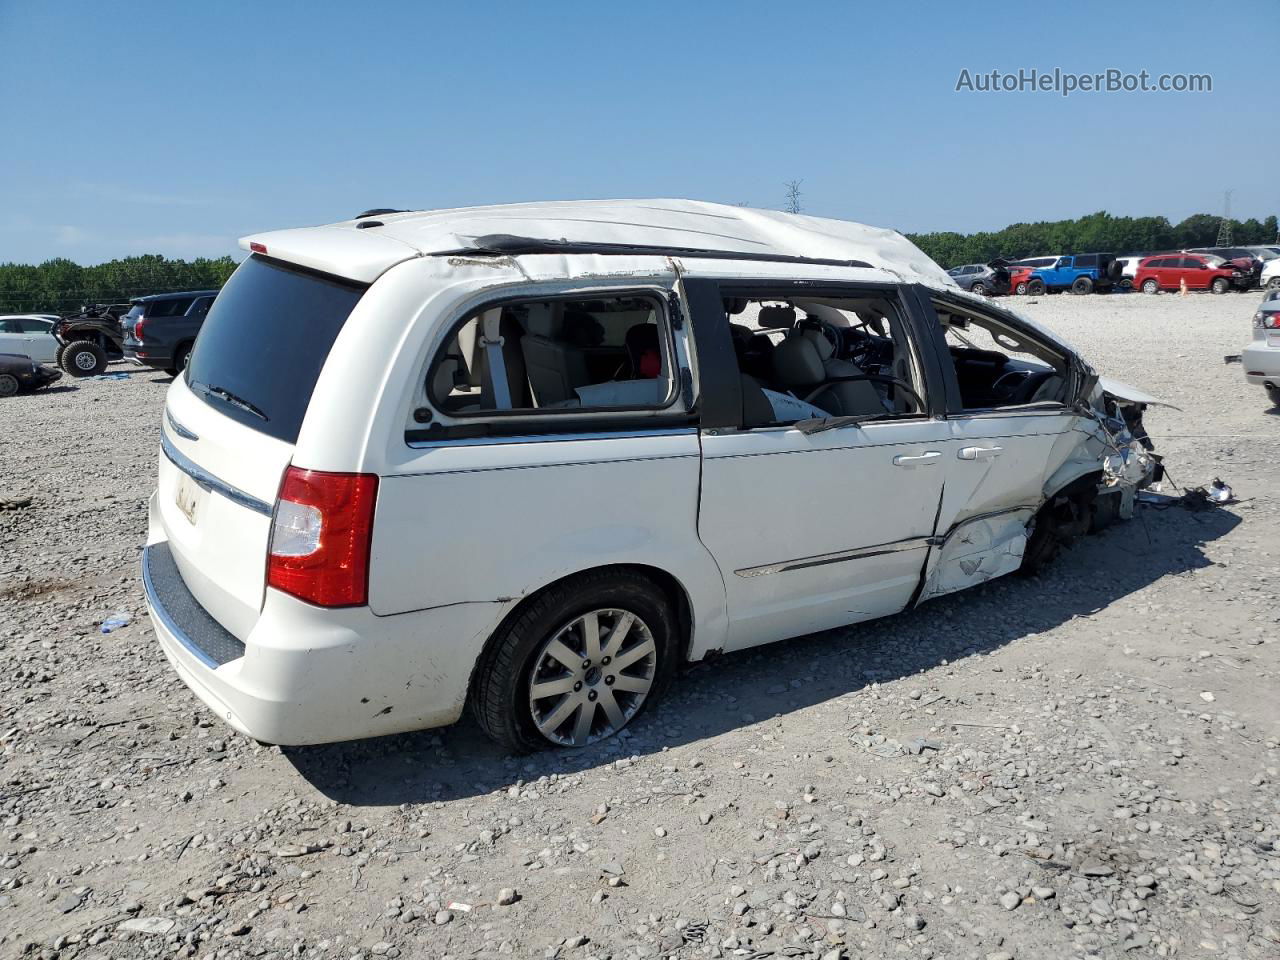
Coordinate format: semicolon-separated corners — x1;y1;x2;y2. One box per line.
0;373;19;398
1014;281;1028;295
1267;277;1280;291
1026;278;1045;296
1210;277;1229;295
1071;276;1094;295
172;342;192;374
1266;384;1280;408
1142;279;1159;295
971;282;987;296
60;341;108;377
470;569;678;752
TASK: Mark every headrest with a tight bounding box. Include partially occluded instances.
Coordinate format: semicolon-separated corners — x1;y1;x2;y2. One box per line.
757;305;797;329
724;297;748;315
800;327;835;362
729;323;754;347
625;323;658;350
772;335;826;388
562;309;604;346
524;303;559;338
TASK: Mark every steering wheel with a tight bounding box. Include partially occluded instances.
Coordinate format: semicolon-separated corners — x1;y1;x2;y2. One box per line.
802;373;926;414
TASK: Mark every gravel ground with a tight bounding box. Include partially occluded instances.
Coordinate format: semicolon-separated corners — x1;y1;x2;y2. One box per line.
2;291;1277;960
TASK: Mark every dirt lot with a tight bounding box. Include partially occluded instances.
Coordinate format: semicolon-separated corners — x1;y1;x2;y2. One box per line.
2;291;1277;960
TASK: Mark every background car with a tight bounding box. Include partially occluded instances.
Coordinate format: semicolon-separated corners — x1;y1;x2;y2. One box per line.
945;261;1011;296
1135;253;1249;294
120;290;219;375
0;353;62;397
1025;253;1123;295
1261;258;1280;290
1185;247;1263;287
1243;289;1280;406
0;315;59;363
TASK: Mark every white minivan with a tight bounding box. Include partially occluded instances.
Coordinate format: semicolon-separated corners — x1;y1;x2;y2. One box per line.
143;200;1163;751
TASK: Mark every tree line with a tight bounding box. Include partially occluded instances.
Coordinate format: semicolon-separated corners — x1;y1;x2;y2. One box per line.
0;254;238;314
1;209;1277;313
906;210;1280;269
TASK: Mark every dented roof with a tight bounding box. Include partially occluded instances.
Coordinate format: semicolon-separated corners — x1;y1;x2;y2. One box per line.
240;199;959;288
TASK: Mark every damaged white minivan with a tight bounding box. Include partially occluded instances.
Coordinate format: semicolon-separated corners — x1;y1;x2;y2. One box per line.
142;200;1163;751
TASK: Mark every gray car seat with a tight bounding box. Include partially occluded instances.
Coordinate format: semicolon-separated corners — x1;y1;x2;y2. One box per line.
520;304;593;405
772;336;884;417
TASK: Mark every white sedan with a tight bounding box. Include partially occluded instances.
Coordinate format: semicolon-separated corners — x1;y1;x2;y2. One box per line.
1243;290;1280;406
0;315;59;364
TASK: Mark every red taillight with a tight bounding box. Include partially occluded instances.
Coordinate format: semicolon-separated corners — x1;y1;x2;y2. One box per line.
134;315;146;341
249;241;267;254
1266;315;1280;330
267;466;379;608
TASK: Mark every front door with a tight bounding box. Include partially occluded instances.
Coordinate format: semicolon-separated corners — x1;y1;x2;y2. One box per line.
917;294;1081;600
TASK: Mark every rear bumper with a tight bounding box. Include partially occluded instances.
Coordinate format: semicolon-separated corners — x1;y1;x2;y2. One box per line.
142;495;512;744
1242;341;1280;386
123;345;171;368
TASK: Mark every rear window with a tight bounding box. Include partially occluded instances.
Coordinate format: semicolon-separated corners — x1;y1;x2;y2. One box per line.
185;256;366;443
145;297;196;318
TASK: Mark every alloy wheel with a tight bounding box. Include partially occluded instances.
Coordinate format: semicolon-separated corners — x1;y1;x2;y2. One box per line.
527;608;657;747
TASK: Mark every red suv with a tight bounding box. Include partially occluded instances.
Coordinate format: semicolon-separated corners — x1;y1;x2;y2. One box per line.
1134;253;1249;295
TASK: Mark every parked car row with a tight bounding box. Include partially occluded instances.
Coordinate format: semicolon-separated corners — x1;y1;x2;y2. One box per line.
950;245;1279;298
0;289;220;392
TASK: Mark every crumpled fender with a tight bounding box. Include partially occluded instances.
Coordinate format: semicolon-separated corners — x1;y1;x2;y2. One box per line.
1097;376;1179;410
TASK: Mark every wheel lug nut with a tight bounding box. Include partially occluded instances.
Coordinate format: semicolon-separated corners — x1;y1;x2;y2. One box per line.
573;681;582;692
582;660;591;670
602;656;611;665
587;691;598;701
605;675;614;685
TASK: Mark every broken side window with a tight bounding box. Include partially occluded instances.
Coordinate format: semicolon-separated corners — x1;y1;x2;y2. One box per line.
932;300;1069;410
720;292;927;428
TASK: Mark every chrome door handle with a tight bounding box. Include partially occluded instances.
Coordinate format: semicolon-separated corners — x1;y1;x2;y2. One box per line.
892;450;942;467
958;445;1004;461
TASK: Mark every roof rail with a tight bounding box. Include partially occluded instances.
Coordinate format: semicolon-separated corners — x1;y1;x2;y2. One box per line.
354;208;409;219
433;234;873;270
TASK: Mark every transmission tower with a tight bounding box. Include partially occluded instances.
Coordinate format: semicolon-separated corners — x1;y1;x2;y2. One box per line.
1215;189;1233;247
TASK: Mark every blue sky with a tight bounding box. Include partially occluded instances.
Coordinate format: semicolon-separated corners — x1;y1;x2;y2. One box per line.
2;0;1275;264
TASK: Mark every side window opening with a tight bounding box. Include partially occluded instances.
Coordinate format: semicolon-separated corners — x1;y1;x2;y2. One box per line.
932;300;1069;410
719;292;926;428
427;293;677;417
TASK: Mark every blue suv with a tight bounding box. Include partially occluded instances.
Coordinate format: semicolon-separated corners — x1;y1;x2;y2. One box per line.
1025;254;1123;295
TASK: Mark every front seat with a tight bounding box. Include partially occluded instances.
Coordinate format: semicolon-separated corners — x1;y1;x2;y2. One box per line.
520;304;592;405
772;336;884;417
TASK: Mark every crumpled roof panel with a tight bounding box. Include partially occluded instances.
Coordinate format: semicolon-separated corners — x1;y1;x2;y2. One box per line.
241;199;958;289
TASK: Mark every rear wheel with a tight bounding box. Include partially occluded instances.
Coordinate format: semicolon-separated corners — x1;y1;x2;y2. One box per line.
60;340;107;377
1014;281;1028;295
971;282;987;296
0;373;19;398
1267;277;1280;291
1142;279;1160;295
167;342;192;378
471;569;677;752
1210;277;1229;295
1266;383;1280;408
1027;278;1045;296
1071;276;1094;295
